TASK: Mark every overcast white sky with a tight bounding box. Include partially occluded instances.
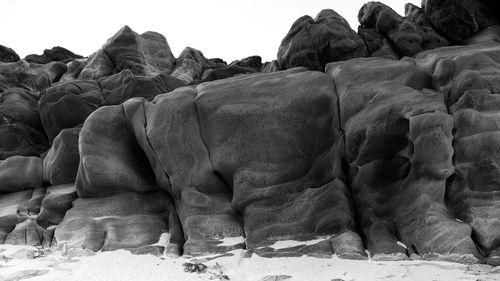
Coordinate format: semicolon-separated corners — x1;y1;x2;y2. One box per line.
0;0;419;62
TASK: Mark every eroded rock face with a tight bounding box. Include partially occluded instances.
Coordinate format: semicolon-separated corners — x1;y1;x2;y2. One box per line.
416;42;500;265
326;57;480;263
74;69;364;257
79;26;176;80
278;9;367;71
55;190;176;253
422;0;497;43
0;156;43;193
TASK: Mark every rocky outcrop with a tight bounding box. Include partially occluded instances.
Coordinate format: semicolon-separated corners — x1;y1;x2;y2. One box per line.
422;0;497;43
79;26;176;80
278;9;367;71
229;56;262;71
0;60;67;92
0;156;43;193
73;69;364;258
357;27;399;59
326;57;479;262
170;47;209;83
0;45;20;63
358;2;448;57
415;42;500;265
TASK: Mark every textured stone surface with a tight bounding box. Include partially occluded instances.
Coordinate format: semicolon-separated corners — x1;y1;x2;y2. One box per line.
0;87;42;131
278;9;367;71
54;190;174;252
358;1;448;57
43;127;81;185
75;69;364;258
416;42;500;265
0;156;43;193
79;26;176;80
0;60;67;92
170;47;209;83
422;0;497;43
39;70;184;142
36;184;77;229
229;56;262;71
0;122;48;160
326;57;479;263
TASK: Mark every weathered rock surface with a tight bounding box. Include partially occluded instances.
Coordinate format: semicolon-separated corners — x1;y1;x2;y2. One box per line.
60;59;88;82
79;25;176;80
0;60;67;92
43;127;81;185
358;27;399;59
55;190;175;252
170;47;209;83
422;0;497;43
229;56;262;71
0;156;43;193
39;70;184;142
326;57;479;263
0;122;48;160
36;184;77;229
0;87;42;130
278;9;367;71
416;42;500;265
75;69;364;258
200;65;257;83
358;2;448;57
0;45;20;63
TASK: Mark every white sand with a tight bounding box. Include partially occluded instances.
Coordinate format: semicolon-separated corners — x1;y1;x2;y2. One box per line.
0;244;499;281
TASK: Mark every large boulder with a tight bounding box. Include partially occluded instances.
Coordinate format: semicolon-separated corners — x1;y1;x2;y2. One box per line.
0;45;20;62
357;27;399;59
278;9;367;71
43;127;81;185
60;59;88;82
422;0;497;42
0;156;43;193
326;57;480;263
200;65;257;83
229;56;262;71
36;184;77;229
79;26;176;80
43;46;83;62
75;69;364;258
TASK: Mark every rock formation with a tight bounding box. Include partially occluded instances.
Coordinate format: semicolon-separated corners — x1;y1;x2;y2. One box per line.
0;0;499;267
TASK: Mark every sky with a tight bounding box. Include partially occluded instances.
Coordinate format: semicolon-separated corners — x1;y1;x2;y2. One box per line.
0;0;420;63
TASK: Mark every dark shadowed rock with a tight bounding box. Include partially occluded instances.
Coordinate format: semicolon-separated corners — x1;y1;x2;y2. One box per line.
43;46;83;62
278;9;367;71
200;65;257;83
326;57;480;263
0;156;43;193
43;127;81;185
0;122;49;160
79;26;176;80
24;54;52;64
422;0;497;43
404;3;450;50
229;56;262;71
39;70;185;142
0;87;42;130
39;80;98;142
358;1;448;57
55;190;174;252
0;45;20;62
358;27;399;59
